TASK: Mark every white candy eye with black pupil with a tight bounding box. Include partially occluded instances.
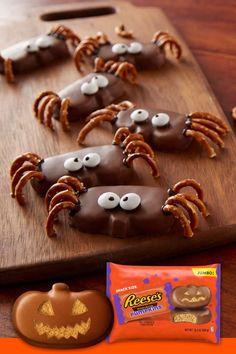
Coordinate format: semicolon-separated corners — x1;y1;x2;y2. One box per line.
64;157;83;172
151;113;170;127
120;193;141;211
128;42;143;54
98;192;120;209
26;41;38;53
83;153;101;168
112;43;128;54
35;35;52;49
130;109;149;123
92;75;109;88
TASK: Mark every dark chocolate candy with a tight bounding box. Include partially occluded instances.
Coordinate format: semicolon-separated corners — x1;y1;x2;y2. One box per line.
171;308;212;324
170;285;212;309
12;283;113;348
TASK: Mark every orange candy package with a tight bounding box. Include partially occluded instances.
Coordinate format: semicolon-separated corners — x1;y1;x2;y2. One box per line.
106;263;220;343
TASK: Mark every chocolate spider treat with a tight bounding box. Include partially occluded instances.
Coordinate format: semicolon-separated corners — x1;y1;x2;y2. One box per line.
45;178;208;238
10;128;159;205
13;283;113;348
107;263;221;343
0;25;80;83
78;102;229;158
33;60;137;131
73;31;182;72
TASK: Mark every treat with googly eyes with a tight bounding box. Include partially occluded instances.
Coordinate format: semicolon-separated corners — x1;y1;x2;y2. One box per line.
0;25;80;83
45;178;208;238
78;102;229;158
33;60;137;131
10;128;159;205
73;30;182;72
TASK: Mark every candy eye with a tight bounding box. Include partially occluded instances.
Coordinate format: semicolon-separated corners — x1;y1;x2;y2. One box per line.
72;299;88;316
151;113;170;127
128;42;143;54
35;35;52;49
98;192;120;209
26;42;38;53
64;157;83;172
38;301;55;316
120;193;141;211
112;43;128;54
92;75;109;88
130;109;149;123
83;153;101;168
81;80;99;95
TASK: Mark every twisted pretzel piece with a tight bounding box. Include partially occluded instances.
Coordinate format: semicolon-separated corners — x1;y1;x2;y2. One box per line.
74;32;109;71
49;25;81;47
94;57;138;83
33;91;70;131
115;24;134;39
185;112;229;158
162;179;208;237
10;152;44;204
152;31;182;59
45;176;85;238
77;101;134;144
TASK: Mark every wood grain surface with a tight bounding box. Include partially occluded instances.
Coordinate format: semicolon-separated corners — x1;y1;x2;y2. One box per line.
0;0;236;338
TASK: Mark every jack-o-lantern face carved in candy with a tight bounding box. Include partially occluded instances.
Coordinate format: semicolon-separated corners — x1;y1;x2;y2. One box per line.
12;283;113;348
170;285;212;309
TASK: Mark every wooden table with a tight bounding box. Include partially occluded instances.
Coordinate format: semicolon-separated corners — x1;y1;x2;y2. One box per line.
1;0;236;338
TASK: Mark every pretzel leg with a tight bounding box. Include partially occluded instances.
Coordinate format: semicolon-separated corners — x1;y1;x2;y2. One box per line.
77;113;115;144
60;97;71;131
48;190;79;212
124;140;155;158
190;122;225;148
10;153;42;177
4;58;14;83
185;129;216;158
162;204;193;237
46;201;77;238
171;178;204;201
165;194;199;229
188;112;229;132
15;171;44;205
124;152;160;178
45;183;74;212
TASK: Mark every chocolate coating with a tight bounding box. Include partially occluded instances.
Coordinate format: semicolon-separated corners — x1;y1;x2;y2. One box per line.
171;308;212;324
31;145;137;195
170;285;212;309
54;73;125;121
0;34;70;75
70;185;174;238
94;42;166;70
12;283;113;348
113;107;191;151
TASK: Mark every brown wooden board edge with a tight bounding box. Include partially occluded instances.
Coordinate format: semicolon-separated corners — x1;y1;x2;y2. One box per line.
1;224;235;285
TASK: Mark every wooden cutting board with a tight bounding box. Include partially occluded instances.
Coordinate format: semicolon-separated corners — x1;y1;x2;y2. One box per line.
1;1;236;285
